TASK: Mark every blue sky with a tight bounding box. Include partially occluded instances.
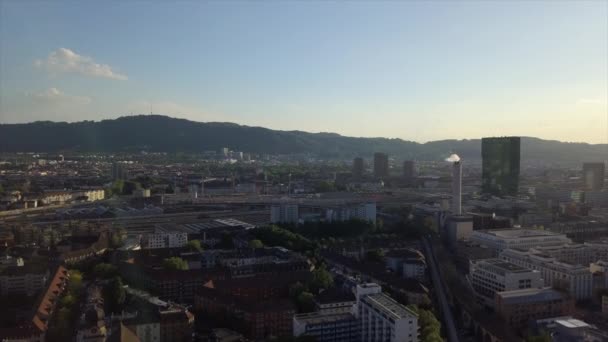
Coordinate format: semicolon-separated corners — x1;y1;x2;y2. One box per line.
1;1;606;143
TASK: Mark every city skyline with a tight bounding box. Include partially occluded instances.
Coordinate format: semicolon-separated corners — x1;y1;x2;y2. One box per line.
1;1;607;144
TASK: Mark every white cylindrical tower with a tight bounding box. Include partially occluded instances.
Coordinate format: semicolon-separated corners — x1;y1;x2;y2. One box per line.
452;161;462;215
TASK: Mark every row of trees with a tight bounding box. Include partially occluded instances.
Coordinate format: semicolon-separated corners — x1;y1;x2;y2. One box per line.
407;305;442;342
288;266;335;313
291;219;377;239
46;270;84;341
252;225;318;253
91;262;127;314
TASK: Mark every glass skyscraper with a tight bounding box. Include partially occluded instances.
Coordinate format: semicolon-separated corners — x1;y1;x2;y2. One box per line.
482;137;521;196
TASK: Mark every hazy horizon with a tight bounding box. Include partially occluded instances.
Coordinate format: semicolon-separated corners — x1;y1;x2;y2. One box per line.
1;1;607;144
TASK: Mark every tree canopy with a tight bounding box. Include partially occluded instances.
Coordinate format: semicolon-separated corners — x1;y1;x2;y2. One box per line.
162;257;189;271
186;239;203;252
248;239;264;249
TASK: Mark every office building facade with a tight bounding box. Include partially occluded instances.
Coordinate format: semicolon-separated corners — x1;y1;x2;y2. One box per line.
373;153;389;179
353;157;365;179
495;287;574;330
270;204;299;224
583;162;605;191
500;248;593;300
355;284;419;342
469;258;543;307
403;160;415;180
481;137;520;196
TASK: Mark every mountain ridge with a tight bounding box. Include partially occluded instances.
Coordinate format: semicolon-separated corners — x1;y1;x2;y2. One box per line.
1;115;606;163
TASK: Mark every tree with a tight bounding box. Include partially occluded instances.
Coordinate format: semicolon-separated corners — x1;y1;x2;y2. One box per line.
111;180;124;196
122;181;141;195
60;293;76;307
93;263;118;279
186;239;203;252
103;276;126;313
162;257;189;271
314;180;336;193
248;239;264;249
289;282;307;299
68;270;83;293
416;308;442;342
296;291;316;313
366;249;385;262
310;265;334;293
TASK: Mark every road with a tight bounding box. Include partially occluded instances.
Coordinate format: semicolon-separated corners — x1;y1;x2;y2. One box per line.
422;237;460;342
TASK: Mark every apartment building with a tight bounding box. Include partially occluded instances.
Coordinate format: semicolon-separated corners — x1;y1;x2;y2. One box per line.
0;265;50;297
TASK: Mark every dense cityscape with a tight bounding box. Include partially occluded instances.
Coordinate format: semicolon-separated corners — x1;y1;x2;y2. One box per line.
2;1;607;341
0;132;606;342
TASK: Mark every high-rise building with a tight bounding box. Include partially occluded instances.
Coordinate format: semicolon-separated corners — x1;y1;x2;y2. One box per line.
451;160;462;215
353;157;364;179
583;162;605;191
373;153;389;179
482;137;520;196
403;160;415;180
111;162;127;180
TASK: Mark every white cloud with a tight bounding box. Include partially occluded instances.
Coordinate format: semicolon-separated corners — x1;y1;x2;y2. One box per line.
31;87;91;105
34;48;128;80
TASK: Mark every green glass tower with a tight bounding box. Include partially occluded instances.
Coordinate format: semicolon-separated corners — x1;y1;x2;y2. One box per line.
482;137;521;196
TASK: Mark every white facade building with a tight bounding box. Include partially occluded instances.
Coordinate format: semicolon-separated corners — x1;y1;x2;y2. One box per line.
0;268;49;296
355;283;418;342
531;243;608;266
469;258;543;307
293;312;360;342
500;248;593;300
470;229;572;252
144;227;188;249
325;203;376;223
270;204;299;224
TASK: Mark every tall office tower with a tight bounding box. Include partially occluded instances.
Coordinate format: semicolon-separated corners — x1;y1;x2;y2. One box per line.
111;162;127;180
452;160;462;215
373;153;389;178
583;162;605;190
353;157;365;179
482;137;521;196
403;160;415;180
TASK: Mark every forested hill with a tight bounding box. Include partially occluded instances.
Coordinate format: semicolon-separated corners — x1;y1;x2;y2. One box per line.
0;115;605;163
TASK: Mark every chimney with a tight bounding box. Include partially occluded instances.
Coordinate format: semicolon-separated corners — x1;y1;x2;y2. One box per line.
452;161;462;215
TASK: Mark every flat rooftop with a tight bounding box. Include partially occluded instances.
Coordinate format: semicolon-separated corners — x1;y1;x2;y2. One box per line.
478;258;530;273
496;287;565;304
293;312;356;325
478;229;564;239
362;293;418;320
